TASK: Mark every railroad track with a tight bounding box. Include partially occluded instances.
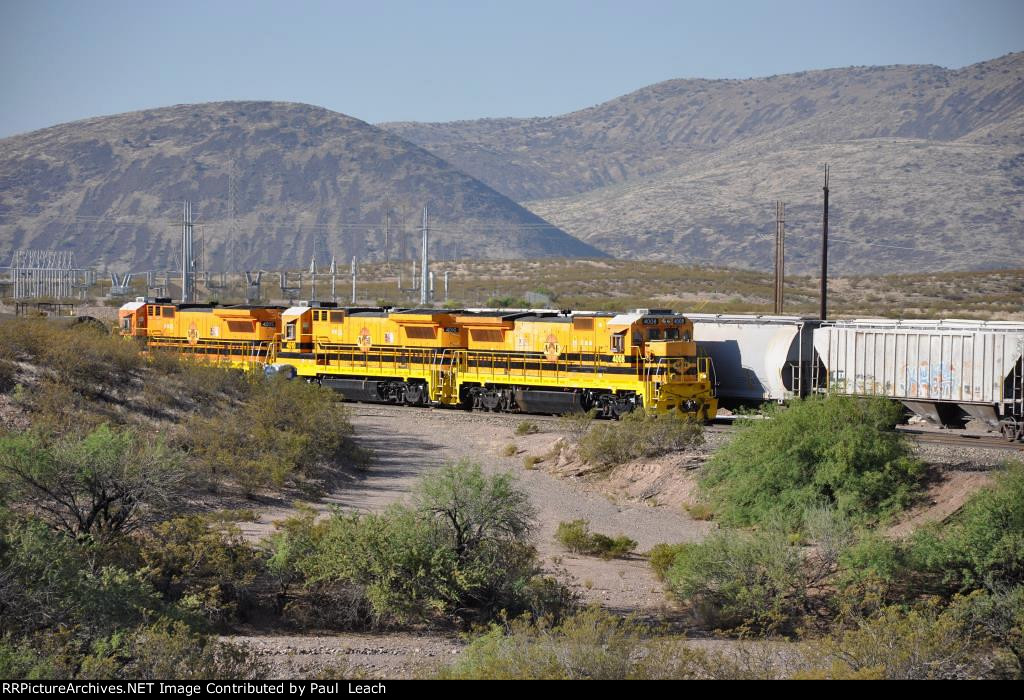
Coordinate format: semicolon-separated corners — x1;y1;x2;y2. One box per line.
353;405;1024;452
895;427;1024;453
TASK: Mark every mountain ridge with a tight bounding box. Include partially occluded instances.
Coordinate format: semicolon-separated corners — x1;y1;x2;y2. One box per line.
383;52;1024;272
0;101;604;271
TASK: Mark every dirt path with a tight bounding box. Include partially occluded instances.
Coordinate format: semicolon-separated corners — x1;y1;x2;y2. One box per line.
242;404;713;613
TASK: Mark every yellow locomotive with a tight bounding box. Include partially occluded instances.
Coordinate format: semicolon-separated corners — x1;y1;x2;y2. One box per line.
120;298;717;421
119;297;281;370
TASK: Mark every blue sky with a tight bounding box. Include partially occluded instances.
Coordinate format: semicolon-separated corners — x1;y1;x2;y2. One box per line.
0;0;1021;138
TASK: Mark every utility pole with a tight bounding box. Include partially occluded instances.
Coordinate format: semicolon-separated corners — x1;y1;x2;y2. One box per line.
309;254;317;302
384;209;390;268
228;162;237;275
351;256;357;304
420;205;429;305
181;201;195;303
820;164;830;320
330;256;337;303
774;201;785;314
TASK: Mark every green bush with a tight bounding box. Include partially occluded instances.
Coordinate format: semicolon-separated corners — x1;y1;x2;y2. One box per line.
267;461;572;628
0;425;186;540
78;620;268;680
515;421;540;436
187;376;362;494
662;529;808;633
0;620;269;680
558;409;596;443
909;461;1024;591
837;532;912;596
137;515;263;625
0;359;15;393
700;396;924;529
684;502;714;521
0;520;164;640
0;636;60;679
648;543;688;581
953;587;1024;677
437;607;706;680
796;603;996;680
555;519;636;559
576;410;703;469
0;318;140;399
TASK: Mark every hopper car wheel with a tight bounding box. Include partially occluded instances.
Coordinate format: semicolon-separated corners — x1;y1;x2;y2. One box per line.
1001;420;1022;442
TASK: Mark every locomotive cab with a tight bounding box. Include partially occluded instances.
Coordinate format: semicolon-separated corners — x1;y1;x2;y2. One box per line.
118;296;173;338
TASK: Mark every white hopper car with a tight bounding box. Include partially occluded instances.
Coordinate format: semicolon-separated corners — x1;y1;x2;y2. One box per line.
812;319;1024;441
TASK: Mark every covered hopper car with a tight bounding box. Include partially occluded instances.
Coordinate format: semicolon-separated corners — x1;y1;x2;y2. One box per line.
687;314;821;407
813;319;1024;441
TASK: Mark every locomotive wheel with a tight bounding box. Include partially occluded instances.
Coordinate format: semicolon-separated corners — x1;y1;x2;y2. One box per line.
404;382;426;406
480;391;503;412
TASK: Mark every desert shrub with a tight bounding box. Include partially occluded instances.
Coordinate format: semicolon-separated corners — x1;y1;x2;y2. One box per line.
174;356;255;409
485;296;529;308
0;319;140;399
13;378;108;436
796;603;997;680
0;425;186;539
801;504;855;564
501;444;517;457
0;520;164;640
576;410;703;469
648;543;688;581
700;395;924;529
137;515;263;625
0;636;60;679
268;461;570;628
684;502;714;521
837;532;912;599
187;376;361;494
909;461;1024;591
0;359;15;394
265;508;377;630
437;607;706;680
78;620;268;680
555;519;636;559
953;586;1024;677
555;519;591;554
523;455;541;469
662;529;809;634
558;408;596;443
515;420;540;436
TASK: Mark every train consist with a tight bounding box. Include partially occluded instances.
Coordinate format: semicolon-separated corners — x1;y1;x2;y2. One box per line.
118;298;718;421
118;298;1024;440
